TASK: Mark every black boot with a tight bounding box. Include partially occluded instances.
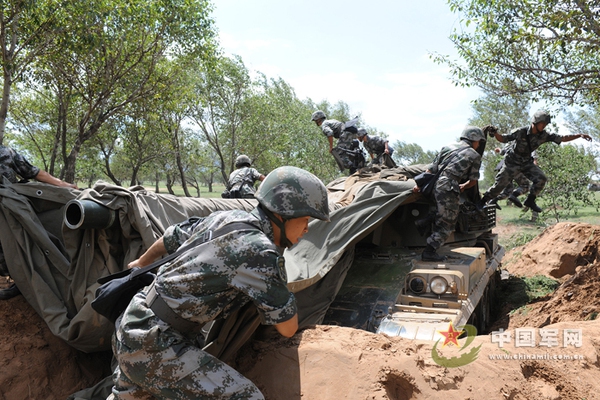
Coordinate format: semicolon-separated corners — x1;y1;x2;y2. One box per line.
489;198;502;210
507;194;523;208
476;194;492;210
415;214;434;236
0;283;20;300
523;194;542;213
422;245;445;262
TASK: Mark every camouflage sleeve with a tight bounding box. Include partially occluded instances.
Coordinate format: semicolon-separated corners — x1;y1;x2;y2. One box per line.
231;246;297;325
162;217;206;254
321;125;334;137
468;154;482;181
549;133;564;145
502;127;522;143
10;148;40;180
250;168;262;181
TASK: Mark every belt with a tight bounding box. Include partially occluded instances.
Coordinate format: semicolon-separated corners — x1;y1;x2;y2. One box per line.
146;284;202;335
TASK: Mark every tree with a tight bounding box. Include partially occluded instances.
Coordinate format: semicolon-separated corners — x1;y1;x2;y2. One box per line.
26;0;217;183
436;0;600;104
391;141;437;166
536;143;599;222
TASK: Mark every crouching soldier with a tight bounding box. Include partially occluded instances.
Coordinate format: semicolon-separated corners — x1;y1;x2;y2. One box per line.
110;166;330;399
357;128;396;168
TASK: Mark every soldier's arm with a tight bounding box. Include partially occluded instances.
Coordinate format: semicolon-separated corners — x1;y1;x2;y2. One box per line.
561;133;592;142
459;179;478;192
274;313;298;338
35;170;78;189
128;237;167;269
328;136;334;152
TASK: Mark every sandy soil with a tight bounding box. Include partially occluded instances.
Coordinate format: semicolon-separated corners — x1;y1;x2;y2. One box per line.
1;222;600;399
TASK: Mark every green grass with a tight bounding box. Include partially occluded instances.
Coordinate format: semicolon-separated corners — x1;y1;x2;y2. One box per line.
497;275;560;315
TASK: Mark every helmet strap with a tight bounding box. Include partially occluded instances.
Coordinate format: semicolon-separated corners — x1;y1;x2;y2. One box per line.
260;205;293;248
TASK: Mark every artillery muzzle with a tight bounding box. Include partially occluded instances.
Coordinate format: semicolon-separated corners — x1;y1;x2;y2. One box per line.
64;199;116;230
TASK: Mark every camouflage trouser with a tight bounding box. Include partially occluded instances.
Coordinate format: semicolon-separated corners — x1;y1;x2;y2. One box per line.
485;160;546;199
427;177;460;250
497;172;530;200
111;332;264;399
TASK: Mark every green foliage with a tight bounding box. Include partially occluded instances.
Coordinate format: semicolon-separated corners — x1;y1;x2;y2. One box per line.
390;141;437;166
504;231;537;251
436;0;600;104
536;143;600;222
498;274;559;314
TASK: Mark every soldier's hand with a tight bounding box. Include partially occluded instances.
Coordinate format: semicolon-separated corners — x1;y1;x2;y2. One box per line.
579;133;592;142
483;125;498;137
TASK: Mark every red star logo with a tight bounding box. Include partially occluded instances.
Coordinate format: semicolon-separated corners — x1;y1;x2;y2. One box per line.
438;323;464;347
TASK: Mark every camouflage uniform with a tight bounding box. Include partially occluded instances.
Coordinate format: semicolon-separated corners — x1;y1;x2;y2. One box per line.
320;119;360;172
484;126;561;199
111;208;296;400
0;145;40;183
427;141;481;250
227;167;263;198
362;135;394;165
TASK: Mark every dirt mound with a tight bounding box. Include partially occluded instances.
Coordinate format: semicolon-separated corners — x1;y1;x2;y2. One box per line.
0;295;110;400
503;222;600;279
236;323;600;400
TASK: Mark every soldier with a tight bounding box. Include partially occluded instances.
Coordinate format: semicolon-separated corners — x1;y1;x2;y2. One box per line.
311;110;363;174
224;155;265;198
480;110;592;212
110;166;329;400
0;145;77;300
488;147;535;209
414;127;485;262
356;128;397;168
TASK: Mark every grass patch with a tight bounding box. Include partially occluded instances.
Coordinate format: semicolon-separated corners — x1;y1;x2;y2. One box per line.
504;231;538;251
497;274;560;314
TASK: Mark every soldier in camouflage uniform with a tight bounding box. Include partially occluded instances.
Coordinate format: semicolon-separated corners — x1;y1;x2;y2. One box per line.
414;127;485;262
356;128;396;167
0;145;77;300
311;110;362;174
225;155;265;198
481;110;592;213
110;166;329;400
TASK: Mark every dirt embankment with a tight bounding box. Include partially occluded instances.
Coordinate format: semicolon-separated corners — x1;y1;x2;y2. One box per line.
1;222;600;399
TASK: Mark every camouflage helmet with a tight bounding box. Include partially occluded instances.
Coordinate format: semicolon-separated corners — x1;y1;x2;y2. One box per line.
255;166;330;221
460;126;486;142
311;110;326;121
235;154;252;168
531;110;551;124
357;128;367;137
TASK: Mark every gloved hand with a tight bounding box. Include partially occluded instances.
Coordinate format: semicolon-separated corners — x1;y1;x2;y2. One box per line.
482;125;498;137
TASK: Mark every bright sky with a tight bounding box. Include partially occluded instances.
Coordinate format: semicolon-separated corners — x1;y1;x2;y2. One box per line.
212;0;483;152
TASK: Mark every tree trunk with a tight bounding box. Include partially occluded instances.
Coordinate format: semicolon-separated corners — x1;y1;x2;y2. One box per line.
155;172;160;193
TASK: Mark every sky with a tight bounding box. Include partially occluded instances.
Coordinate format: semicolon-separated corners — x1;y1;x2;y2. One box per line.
211;0;483;152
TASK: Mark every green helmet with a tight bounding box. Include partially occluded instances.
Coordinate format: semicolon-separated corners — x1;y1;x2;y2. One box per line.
531;110;551;124
255;166;330;221
357;128;367;137
460;126;486;142
311;110;326;121
235;155;252;168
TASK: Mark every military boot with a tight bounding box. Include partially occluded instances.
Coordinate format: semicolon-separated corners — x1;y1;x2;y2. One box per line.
0;283;20;300
476;194;493;211
422;245;445;262
523;194;542;213
489;198;502;210
507;194;523;208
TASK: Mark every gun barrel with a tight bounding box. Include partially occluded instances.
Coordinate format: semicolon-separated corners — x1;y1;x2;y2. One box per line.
64;199;116;230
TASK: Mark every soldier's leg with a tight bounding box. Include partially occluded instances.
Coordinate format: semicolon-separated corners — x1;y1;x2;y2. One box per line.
426;180;460;251
521;163;546;212
482;162;520;201
113;337;263;400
